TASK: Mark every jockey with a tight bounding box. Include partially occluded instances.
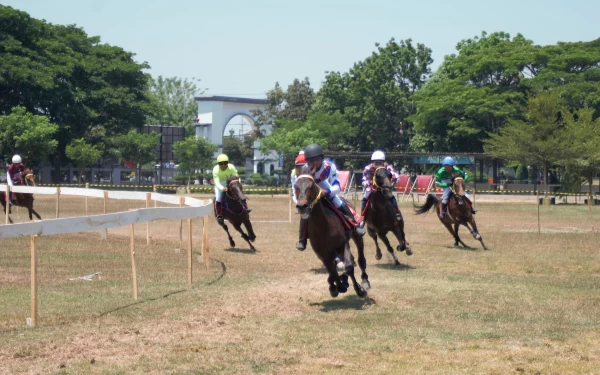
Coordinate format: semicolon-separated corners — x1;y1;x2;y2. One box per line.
290;151;306;205
359;150;403;225
7;154;25;203
212;154;250;225
296;143;365;251
436;156;476;219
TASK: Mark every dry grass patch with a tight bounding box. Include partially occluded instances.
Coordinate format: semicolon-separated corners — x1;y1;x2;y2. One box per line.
0;194;599;374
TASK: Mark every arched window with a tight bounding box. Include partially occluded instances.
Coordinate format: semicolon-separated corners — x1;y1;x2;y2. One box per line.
257;162;264;174
269;164;275;175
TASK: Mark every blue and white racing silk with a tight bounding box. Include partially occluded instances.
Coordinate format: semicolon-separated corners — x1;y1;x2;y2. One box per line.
313;159;343;208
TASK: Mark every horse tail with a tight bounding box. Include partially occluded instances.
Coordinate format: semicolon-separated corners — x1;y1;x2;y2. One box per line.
413;194;440;216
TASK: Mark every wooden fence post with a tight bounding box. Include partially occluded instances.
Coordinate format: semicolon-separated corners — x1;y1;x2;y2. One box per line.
179;197;185;250
85;183;89;216
55;186;61;219
30;235;38;327
5;185;9;225
102;190;108;239
146;192;151;244
289;188;292;223
130;224;138;300
188;218;193;285
203;216;209;271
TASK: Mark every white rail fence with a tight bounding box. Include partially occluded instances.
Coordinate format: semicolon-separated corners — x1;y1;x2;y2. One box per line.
0;184;213;327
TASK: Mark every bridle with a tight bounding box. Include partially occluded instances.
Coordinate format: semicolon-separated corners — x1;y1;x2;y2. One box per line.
451;177;465;198
296;174;323;211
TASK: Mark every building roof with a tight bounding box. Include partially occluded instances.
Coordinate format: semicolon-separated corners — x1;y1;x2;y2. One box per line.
194;95;267;105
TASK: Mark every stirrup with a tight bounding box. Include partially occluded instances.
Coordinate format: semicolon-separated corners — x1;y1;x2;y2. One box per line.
395;213;403;221
246;208;252;213
216;215;224;225
296;240;306;251
439;211;446;219
355;224;365;236
471;208;477;214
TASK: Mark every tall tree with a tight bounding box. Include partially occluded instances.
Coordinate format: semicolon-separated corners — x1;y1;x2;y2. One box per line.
146;76;204;134
110;130;160;185
0;106;58;167
0;5;150;173
484;93;572;194
223;134;254;167
65;139;102;183
173;136;217;189
318;38;433;152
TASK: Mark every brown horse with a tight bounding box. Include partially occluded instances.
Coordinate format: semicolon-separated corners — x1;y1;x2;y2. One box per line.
414;177;487;250
216;176;257;251
364;167;412;266
1;168;42;223
295;165;370;298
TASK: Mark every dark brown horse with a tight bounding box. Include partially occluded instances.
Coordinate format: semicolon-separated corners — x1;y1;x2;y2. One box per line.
414;177;487;250
364;167;412;266
216;176;257;251
1;168;42;223
295;165;370;298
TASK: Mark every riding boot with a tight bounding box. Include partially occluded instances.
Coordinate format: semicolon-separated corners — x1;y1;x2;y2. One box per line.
296;218;308;251
391;195;403;221
215;201;225;225
439;203;448;219
359;198;368;228
339;204;365;236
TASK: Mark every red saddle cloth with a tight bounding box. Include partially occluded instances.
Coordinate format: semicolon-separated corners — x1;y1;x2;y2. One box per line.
322;199;359;232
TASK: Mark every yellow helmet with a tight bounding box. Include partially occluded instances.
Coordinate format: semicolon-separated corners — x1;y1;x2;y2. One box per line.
216;154;229;163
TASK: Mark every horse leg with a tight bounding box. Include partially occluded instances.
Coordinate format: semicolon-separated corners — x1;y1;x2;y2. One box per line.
324;261;343;297
220;222;236;248
29;207;42;221
453;222;468;248
391;222;412;256
344;242;367;297
378;232;400;266
466;217;487;250
1;201;13;224
441;220;460;247
233;223;256;251
351;232;370;291
367;225;382;260
243;218;256;242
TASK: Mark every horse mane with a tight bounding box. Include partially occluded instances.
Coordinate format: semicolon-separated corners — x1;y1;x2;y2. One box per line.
227;175;240;183
298;164;313;175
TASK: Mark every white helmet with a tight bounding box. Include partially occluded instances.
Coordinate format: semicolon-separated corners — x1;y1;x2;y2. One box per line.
12;155;22;164
371;150;385;161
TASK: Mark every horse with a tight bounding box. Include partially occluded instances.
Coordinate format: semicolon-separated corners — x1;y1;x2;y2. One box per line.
1;168;42;223
414;176;487;250
364;167;412;266
295;165;370;298
215;176;257;251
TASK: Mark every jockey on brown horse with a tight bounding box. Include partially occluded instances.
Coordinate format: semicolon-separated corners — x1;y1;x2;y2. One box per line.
7;154;25;205
2;155;41;222
295;144;365;251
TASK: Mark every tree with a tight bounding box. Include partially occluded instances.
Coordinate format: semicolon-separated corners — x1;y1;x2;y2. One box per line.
110;130;160;185
65;139;102;183
223;135;254;167
173;136;217;189
0;5;150;175
146;76;204;134
484;94;572;194
318;38;433;152
561;106;600;195
0;106;58;167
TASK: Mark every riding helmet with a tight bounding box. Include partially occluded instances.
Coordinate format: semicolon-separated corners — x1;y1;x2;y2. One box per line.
216;154;229;163
304;144;324;159
12;155;22;164
371;150;385;161
442;156;455;166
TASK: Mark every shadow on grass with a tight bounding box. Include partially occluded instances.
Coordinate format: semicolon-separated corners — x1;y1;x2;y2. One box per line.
224;247;257;254
442;244;478;251
374;263;414;271
309;295;377;312
310;267;328;274
98;258;227;317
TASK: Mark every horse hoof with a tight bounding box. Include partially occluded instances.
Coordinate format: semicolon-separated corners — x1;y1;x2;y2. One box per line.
329;288;339;297
396;245;404;252
357;288;368;298
337;285;348;294
375;252;382;261
405;248;413;256
230;241;236;248
250;237;256;243
361;280;371;291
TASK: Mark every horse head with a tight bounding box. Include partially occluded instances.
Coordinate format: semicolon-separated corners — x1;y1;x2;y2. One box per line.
373;167;394;199
295;164;321;219
23;168;36;186
452;176;466;205
226;176;246;202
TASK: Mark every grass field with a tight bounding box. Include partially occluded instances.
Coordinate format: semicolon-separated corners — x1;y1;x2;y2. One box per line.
1;193;599;374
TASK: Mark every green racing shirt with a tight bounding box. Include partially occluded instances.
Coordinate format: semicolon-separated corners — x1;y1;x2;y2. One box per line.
435;166;469;188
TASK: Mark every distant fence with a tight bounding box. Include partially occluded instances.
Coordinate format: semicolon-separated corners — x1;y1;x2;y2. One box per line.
0;184;213;327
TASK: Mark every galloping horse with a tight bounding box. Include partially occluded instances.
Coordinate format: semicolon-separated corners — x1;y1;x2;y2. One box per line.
295;165;370;298
216;176;257;251
414;176;487;250
364;167;412;266
1;168;42;223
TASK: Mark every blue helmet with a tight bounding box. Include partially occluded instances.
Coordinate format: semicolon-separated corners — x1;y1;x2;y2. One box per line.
442;156;455;166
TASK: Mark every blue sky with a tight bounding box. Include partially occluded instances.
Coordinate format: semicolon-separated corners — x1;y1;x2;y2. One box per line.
4;0;599;98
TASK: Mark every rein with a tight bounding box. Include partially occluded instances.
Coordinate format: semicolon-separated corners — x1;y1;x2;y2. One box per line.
372;167;387;190
451;177;465;198
297;174;323;210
